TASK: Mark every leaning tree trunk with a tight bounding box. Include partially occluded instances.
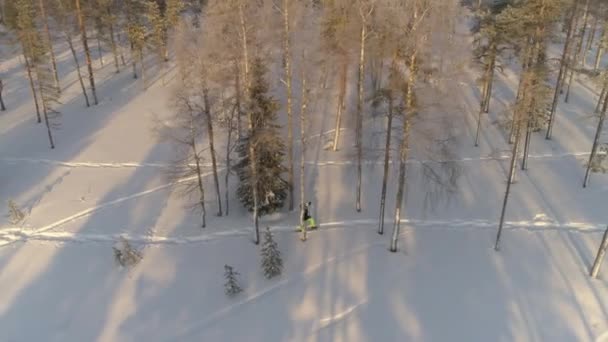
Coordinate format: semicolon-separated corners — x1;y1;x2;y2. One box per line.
23;52;41;123
0;79;5;111
66;31;90;107
390;52;416;253
39;0;60;92
224;92;235;216
108;13;120;73
282;0;295;211
378;91;393;235
495;113;523;251
355;21;367;213
96;34;104;67
35;73;55;149
139;49;146;89
575;0;591;67
234;60;242;138
475;42;496;147
191;117;207;227
583;15;598;67
596;82;607;114
203;88;223;216
299;66;308;242
76;0;98;105
332;58;347;151
483;40;497;114
238;2;259;244
131;43;138;79
590;226;608;278
595;23;606;72
565;0;590;104
521;116;533;170
546;0;579;140
583;87;608;188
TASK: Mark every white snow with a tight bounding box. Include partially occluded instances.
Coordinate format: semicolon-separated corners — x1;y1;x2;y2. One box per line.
1;11;608;342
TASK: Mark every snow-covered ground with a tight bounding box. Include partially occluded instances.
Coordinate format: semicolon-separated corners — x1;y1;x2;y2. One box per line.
1;15;608;342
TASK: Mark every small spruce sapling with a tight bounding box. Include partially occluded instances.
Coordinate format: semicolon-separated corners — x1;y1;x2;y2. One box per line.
261;227;283;279
224;264;243;296
7;200;25;224
113;237;142;268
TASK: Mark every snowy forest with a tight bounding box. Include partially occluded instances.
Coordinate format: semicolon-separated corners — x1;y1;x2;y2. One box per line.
2;0;608;340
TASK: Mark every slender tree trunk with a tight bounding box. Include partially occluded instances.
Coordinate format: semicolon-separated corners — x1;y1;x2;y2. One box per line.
561;5;582;92
224;92;234;216
483;41;497;113
39;0;60;93
378;91;393;235
131;44;138;79
584;15;598;67
475;43;495;147
76;0;98;105
23;52;41;123
299;66;308;242
355;20;367;213
203;88;223;216
282;0;295;211
595;23;606;72
565;0;591;103
108;16;120;73
118;31;127;67
66;32;90;107
596;82;606;114
546;0;579;140
36;75;55;149
140;49;146;89
332;59;347;151
522;117;533;170
576;0;591;67
238;2;259;244
390;52;416;253
96;34;104;67
583;88;608;188
495;113;523;251
0;79;5;111
590;226;608;278
194;151;207;228
234;60;242;138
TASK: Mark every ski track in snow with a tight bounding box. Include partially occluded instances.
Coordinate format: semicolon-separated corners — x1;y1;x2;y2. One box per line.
0;151;598;169
1;217;606;247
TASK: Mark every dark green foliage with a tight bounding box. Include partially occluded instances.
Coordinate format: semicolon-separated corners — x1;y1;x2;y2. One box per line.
224;264;243;296
234;58;288;215
261;227;283;279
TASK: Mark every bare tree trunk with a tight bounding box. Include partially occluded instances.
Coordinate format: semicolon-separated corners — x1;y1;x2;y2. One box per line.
595;23;606;72
140;49;146;89
118;31;127;67
96;34;104;67
483;42;497;113
39;0;60;93
0;79;5;111
131;44;138;79
355;19;367;213
332;59;347;151
475;42;495;147
76;0;98;105
596;82;606;113
575;0;591;67
590;226;608;278
378;91;393;235
234;60;242;138
238;2;259;244
194;151;207;228
584;15;598;67
390;52;416;253
495;117;523;251
108;15;120;73
546;0;579;140
66;32;90;107
23;52;41;123
282;0;295;211
36;75;55;149
561;6;582;93
224;92;234;216
583;87;607;188
203;88;223;216
299;65;308;242
565;0;591;103
522;118;533;170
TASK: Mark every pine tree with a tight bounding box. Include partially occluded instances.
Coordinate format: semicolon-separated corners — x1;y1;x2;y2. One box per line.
234;58;288;216
125;0;147;84
75;0;98;105
260;227;282;279
224;264;243;296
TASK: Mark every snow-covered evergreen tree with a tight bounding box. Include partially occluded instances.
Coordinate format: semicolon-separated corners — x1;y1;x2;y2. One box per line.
234;58;288;216
260;227;283;279
224;264;243;296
